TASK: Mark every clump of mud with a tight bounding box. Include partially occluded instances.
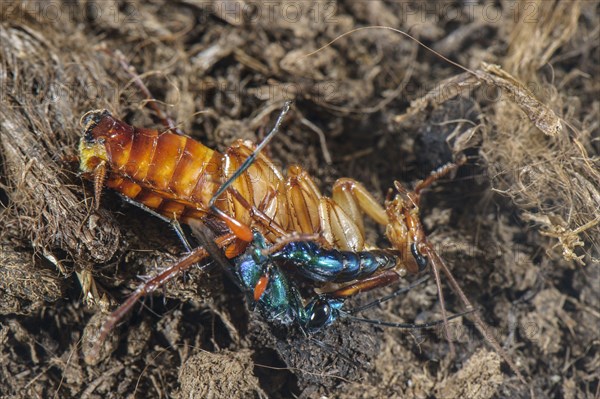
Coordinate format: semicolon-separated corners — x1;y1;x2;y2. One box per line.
1;1;597;398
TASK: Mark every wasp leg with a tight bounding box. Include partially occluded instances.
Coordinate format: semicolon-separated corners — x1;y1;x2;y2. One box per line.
347;275;430;314
226;186;322;246
326;270;403;298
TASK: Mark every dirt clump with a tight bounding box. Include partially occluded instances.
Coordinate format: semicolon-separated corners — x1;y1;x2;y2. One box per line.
1;1;598;398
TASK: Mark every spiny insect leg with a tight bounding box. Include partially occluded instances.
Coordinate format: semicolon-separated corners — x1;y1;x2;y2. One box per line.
87;233;237;363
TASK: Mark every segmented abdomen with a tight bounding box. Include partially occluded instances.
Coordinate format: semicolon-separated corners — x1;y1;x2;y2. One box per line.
80;110;381;256
83;111;224;222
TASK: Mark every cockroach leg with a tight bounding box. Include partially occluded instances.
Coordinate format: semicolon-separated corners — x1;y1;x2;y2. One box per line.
424;245;528;385
87;232;237;363
118;194;194;251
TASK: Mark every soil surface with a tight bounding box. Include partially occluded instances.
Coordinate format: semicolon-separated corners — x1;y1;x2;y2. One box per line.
1;1;598;398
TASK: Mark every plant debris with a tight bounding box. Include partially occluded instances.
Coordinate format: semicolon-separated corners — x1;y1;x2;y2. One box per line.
0;1;598;398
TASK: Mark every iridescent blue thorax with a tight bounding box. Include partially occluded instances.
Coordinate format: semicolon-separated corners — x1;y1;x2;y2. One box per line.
235;233;304;325
234;232;344;331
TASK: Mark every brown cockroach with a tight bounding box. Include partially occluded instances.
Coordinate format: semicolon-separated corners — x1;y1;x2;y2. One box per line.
79;103;526;385
79;40;528;384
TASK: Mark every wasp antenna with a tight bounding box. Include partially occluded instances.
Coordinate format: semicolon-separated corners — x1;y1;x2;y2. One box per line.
348;275;430;314
344;307;473;329
209;101;292;208
206;102;293;244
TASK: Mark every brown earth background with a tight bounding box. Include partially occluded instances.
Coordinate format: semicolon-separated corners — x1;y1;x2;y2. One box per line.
0;1;598;398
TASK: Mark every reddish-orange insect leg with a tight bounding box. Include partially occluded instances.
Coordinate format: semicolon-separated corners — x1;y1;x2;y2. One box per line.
263;232;322;255
327;270;402;298
208;203;254;266
223;187;286;301
210;206;254;244
87;233;237;364
250;230;324;301
412;155;467;197
225;187;324;301
207;103;293;301
228;187;288;237
227;187;322;246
